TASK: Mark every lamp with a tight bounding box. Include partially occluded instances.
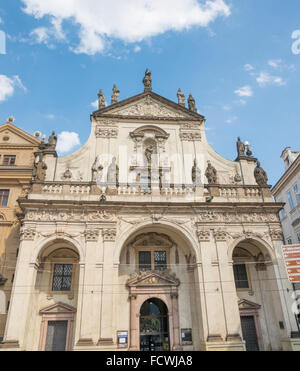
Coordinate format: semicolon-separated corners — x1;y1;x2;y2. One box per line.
244;141;253;157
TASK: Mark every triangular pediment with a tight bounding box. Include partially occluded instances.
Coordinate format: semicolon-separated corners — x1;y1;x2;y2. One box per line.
39;302;77;315
127;270;180;287
0;122;41;147
238;299;261;311
92;91;204;121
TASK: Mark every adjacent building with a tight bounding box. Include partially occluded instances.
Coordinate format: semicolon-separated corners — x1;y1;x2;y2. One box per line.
1;73;299;351
272;147;300;246
0;119;40;341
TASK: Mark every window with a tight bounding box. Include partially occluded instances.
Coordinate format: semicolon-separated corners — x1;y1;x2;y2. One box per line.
139;252;151;270
138;250;167;271
288;191;295;211
154;251;167;270
294;185;300;205
297;233;300;243
52;264;73;292
287;238;293;245
233;263;249;289
278;201;286;219
0;190;9;207
3;155;16;166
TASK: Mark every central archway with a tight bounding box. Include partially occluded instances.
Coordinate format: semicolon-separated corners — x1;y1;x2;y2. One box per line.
140;298;170;351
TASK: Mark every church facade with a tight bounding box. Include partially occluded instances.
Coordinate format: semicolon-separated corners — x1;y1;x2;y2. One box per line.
1;72;300;351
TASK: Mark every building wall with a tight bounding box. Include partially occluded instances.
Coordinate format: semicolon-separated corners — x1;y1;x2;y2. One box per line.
1;89;299;351
0;121;40;339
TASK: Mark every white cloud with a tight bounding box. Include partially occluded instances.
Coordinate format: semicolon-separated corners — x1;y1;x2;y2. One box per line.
0;75;27;102
244;64;254;71
91;100;98;109
21;0;231;55
45;114;55;119
234;85;253;97
56;131;81;154
225;116;237;124
256;72;286;87
268;59;282;69
134;45;141;53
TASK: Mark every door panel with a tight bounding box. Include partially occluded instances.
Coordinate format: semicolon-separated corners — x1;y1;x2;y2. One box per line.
45;321;68;351
240;316;259;351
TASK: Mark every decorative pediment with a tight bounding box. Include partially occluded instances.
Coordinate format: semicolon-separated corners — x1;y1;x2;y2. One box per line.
127;270;180;288
39;302;77;315
130;232;174;249
238;299;261;311
0;122;41;146
92;92;204;121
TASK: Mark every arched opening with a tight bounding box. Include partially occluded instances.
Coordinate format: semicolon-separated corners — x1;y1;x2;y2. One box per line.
231;238;283;351
34;240;80;351
140;298;170;351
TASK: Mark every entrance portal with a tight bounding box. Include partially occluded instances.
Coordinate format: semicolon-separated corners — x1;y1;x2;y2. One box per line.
140;298;169;351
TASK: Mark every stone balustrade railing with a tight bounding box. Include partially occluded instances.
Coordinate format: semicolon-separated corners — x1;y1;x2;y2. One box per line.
34;182;271;201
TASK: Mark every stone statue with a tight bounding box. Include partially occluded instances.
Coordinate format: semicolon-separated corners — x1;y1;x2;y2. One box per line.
98;89;106;109
205;161;217;184
177;89;185;107
192;159;201;185
143;69;152;92
33;158;47;181
111;84;120;105
92;156;104;182
188;94;197;112
107;157;119;186
48;131;57;151
237;137;245;158
254;161;268;187
145;145;154;164
63;168;72;180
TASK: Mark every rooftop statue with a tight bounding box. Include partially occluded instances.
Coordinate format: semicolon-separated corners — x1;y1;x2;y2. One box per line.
111;84;120;105
254;161;268;187
143;69;152;92
177;89;185;107
236;137;245;158
188;94;197;112
48;131;57;151
98;89;106;109
205;161;217;184
192;159;201;185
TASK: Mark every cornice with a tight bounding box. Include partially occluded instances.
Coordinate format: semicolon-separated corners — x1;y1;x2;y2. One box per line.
272;154;300;196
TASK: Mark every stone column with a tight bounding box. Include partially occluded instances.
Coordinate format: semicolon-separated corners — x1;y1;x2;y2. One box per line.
196;233;227;347
129;294;139;351
1;239;38;349
98;228;116;347
171;293;182;350
214;232;245;346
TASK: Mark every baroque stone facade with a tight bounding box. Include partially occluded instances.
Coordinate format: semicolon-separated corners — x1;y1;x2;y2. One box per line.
1;75;299;352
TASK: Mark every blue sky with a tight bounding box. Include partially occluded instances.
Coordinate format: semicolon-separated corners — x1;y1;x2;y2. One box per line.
0;0;299;185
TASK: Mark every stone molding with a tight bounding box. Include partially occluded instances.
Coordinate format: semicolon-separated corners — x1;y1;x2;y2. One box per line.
20;227;36;241
196;229;211;242
269;229;284;241
95;126;119;138
25;209;116;223
102;228;117;242
194;211;279;224
179;130;202;142
85;229;100;242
